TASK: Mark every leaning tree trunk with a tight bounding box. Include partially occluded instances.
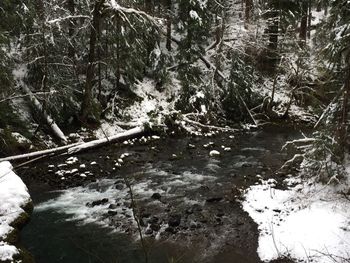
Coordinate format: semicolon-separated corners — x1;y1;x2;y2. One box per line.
80;0;104;123
22;86;67;144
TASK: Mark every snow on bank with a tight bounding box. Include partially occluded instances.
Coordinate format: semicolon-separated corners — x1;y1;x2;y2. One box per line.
242;179;350;263
0;161;31;262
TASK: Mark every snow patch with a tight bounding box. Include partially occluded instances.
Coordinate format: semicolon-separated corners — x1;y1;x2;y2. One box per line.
189;10;202;25
95;121;125;139
0;161;31;262
122;77;180;126
242;179;350;263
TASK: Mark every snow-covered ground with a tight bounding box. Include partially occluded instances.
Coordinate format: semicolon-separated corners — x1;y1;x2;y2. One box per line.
0;161;31;262
243;177;350;263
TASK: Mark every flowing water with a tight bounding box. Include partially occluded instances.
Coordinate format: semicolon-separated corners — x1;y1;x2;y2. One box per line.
20;128;302;263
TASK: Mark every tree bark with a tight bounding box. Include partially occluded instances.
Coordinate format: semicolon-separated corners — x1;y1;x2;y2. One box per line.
307;0;312;39
245;0;253;27
165;0;172;51
299;0;308;42
67;0;76;58
80;0;104;123
145;0;153;13
338;65;350;155
35;0;48;93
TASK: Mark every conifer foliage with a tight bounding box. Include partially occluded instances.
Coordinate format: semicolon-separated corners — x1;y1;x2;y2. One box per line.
0;0;349;170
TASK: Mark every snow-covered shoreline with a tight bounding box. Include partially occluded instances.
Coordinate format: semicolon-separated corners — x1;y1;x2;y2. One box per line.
0;161;32;263
242;177;350;263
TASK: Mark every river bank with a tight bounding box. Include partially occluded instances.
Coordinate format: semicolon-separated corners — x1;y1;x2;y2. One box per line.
0;162;34;263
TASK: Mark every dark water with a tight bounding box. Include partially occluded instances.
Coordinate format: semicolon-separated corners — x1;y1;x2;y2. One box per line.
20;128;302;263
22;209;191;263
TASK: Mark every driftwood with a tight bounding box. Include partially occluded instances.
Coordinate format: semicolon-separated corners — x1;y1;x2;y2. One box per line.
0;126;145;162
22;86;68;144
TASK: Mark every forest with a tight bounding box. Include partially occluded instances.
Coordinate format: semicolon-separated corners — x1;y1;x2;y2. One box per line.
0;0;350;263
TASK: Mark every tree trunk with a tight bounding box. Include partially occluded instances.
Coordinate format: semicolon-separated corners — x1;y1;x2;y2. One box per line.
145;0;153;13
80;0;104;123
268;13;279;51
97;20;102;102
35;0;48;93
245;0;253;27
299;1;308;42
307;1;312;39
116;16;121;89
338;65;350;155
165;0;172;51
67;0;76;58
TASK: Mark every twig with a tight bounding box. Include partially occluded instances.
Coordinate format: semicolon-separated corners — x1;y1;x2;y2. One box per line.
123;176;149;263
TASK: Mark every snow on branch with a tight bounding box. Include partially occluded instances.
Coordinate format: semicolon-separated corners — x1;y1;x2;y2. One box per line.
107;0;160;23
46;15;91;24
281;138;316;151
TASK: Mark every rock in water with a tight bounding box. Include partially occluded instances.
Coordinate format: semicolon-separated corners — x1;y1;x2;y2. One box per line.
151;192;162;200
209;150;220;157
168;214;181;227
86;198;109;207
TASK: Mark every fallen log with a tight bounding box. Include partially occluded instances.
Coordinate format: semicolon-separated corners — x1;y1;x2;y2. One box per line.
67;126;145;154
0;142;83;162
0;126;146;163
22;85;68;144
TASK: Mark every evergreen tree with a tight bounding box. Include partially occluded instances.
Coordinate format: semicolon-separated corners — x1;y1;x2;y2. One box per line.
319;0;350;156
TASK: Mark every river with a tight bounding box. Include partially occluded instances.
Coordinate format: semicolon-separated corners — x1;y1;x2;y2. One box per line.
19;127;301;263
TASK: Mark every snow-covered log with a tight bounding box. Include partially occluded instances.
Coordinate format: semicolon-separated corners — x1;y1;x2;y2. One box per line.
67;126;145;154
22;86;68;144
0;127;146;162
0;142;83;162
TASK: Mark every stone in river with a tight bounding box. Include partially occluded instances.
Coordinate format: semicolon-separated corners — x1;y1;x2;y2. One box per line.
168;214;181;227
107;210;118;216
150;223;160;231
151;192;162;200
86;198;109;207
206;196;223;203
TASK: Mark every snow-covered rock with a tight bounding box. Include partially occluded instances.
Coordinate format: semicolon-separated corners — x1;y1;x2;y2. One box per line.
0;161;32;262
209;150;220;157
